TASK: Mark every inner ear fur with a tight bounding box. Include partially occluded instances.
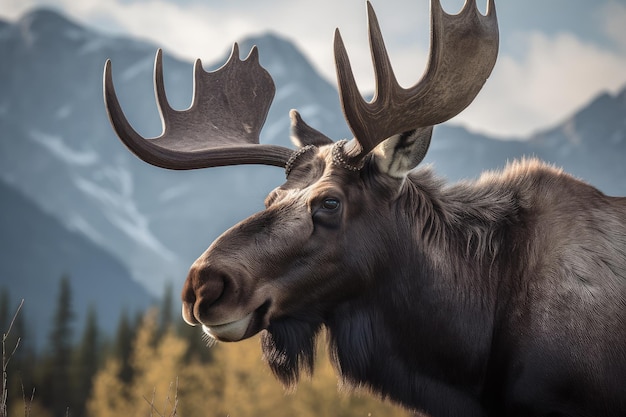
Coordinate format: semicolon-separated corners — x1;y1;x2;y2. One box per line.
372;127;433;178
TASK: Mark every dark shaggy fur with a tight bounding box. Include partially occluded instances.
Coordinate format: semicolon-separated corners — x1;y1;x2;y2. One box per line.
259;159;626;417
261;316;323;387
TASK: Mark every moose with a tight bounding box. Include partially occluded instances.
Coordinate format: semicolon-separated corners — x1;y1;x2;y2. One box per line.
103;0;626;416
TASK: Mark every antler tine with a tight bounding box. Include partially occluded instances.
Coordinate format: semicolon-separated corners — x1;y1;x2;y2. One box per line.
103;45;294;170
367;2;399;106
334;0;499;161
333;2;401;157
154;49;174;131
333;30;366;155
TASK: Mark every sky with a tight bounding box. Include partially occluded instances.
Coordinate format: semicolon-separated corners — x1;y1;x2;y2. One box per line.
2;0;626;138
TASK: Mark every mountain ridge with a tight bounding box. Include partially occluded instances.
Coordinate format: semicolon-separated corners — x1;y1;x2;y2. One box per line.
0;7;624;305
0;179;153;348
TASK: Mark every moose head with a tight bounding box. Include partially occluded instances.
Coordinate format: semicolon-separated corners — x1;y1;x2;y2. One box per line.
104;0;497;343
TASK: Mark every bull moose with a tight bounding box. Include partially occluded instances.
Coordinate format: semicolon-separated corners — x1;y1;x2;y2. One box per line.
102;0;626;416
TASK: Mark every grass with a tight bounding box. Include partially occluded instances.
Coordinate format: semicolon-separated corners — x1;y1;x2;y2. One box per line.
1;299;24;417
144;378;179;417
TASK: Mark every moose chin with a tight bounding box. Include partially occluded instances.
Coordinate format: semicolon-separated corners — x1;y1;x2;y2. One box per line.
103;0;626;416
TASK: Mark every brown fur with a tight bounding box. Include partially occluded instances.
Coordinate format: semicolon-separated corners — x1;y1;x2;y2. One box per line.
182;153;626;416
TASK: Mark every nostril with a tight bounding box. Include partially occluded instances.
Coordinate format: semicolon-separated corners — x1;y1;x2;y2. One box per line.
195;270;227;306
193;276;226;322
182;263;228;325
181;301;199;326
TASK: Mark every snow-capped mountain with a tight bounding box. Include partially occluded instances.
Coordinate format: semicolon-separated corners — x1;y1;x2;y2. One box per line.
528;90;626;194
0;8;624;302
0;8;350;296
0;181;153;348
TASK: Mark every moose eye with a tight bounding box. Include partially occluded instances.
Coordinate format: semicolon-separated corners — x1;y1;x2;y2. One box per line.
312;197;342;229
322;198;340;211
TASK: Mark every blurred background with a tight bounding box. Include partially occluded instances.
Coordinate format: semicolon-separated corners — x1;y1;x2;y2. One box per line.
0;0;625;416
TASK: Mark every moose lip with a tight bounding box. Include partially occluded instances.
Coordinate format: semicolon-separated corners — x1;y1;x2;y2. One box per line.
202;301;271;342
203;313;254;342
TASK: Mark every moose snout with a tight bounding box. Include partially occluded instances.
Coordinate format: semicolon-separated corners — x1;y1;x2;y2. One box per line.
181;261;227;326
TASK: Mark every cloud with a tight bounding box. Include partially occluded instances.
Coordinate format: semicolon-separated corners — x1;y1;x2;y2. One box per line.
65;0;262;63
1;0;433;89
453;28;626;138
3;0;625;139
2;0;263;61
2;0;44;19
600;1;626;51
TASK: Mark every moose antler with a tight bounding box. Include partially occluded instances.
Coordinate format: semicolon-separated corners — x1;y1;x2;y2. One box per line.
334;0;499;161
103;0;498;173
103;45;294;170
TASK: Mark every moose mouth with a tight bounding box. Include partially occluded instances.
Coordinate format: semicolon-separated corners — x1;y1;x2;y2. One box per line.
203;314;253;341
202;301;271;342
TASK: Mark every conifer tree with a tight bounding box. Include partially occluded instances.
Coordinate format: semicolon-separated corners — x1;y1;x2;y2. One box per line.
39;275;75;417
176;317;213;363
88;306;411;417
159;282;174;336
88;309;222;417
113;309;134;384
86;357;130;417
72;306;100;417
0;288;9;333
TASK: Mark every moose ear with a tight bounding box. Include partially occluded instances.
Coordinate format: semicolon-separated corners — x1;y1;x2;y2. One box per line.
372;127;433;178
289;109;334;148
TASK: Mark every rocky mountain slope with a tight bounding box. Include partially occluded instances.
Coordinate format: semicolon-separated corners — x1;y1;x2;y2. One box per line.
0;8;624;304
0;181;153;347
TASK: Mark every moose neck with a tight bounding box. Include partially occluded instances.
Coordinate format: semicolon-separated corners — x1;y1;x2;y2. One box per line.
326;168;522;416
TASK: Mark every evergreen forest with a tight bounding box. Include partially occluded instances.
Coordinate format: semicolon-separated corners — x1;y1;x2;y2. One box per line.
0;277;411;417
